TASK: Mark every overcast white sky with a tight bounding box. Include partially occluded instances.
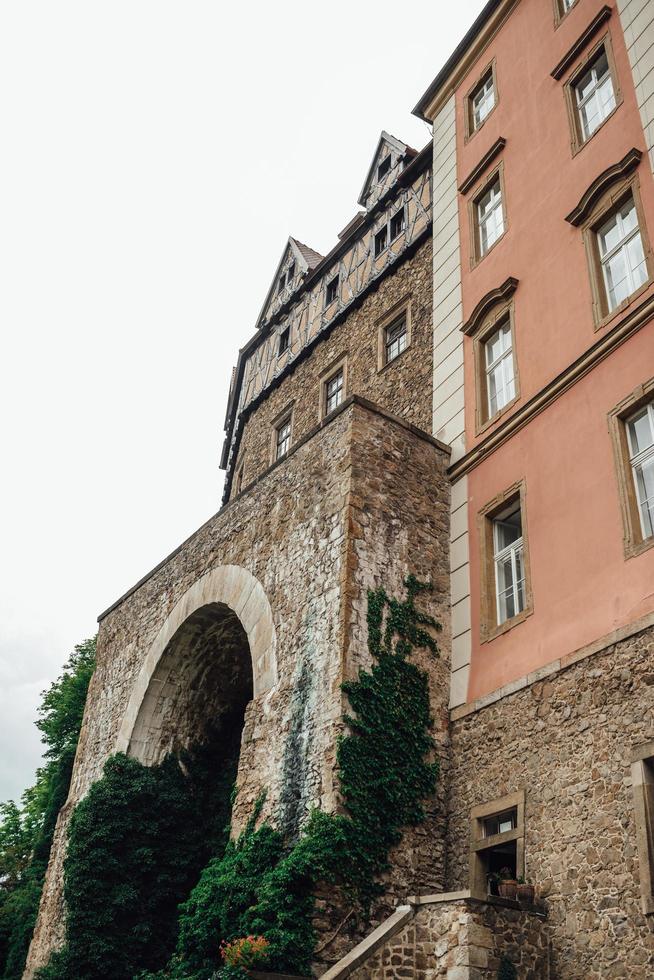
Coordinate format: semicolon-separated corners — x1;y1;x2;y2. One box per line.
0;1;486;804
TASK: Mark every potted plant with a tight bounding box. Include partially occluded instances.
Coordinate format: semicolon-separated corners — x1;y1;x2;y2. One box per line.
516;876;536;904
497;867;519;900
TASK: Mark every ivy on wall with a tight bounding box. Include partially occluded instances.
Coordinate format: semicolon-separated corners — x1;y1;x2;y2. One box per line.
39;576;441;980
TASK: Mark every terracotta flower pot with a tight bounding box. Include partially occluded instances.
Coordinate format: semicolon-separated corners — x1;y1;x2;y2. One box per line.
517;883;536;904
498;879;519;900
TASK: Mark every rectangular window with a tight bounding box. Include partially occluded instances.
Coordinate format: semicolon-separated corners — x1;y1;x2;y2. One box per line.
626;402;654;541
470;69;495;133
470;792;525;899
278;326;290;356
597;195;647;313
277;273;286;294
287;261;295;282
479;482;532;640
385;314;407;364
390;208;405;241
326;275;339;306
377;156;391;181
485;318;516;418
493;502;525;626
324;368;344;415
375;227;388;257
275;417;292;460
574;46;616;143
477;176;505;257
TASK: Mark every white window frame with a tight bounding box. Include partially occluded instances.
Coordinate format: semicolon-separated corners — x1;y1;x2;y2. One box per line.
597;196;647;312
275;417;292;460
626;402;654;540
385;315;407;364
484;319;515;418
478;178;504;257
324;368;344;415
325;275;339;307
574;46;616;142
493;505;525;626
472;71;495;131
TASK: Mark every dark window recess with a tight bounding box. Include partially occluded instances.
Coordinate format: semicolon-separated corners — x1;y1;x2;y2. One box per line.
377;156;392;181
484;839;518;896
390;208;405;240
278;273;286;294
287;262;295;282
278;327;290;355
326;275;339;305
375;227;388;256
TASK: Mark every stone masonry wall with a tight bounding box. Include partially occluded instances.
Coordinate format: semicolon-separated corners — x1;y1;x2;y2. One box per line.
25;398;451;977
447;623;654;979
350;897;550;979
231;238;433;498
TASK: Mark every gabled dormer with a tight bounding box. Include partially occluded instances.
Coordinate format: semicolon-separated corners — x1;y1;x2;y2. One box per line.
357;131;417;212
256;236;323;330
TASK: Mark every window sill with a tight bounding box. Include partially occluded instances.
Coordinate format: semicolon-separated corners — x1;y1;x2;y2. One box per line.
481;604;534;644
624;533;654;561
476;392;520;437
465;102;498;144
471;227;508;270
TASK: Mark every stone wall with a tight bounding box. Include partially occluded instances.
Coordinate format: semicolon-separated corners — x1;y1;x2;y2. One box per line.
232;239;434;498
347;895;549;980
447;623;654;980
25;397;451;977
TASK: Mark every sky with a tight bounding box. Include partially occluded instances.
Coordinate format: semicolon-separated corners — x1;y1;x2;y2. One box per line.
0;0;487;804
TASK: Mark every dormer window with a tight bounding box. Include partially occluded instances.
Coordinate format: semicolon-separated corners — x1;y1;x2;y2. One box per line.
287;262;295;282
377;156;392;181
375;227;388;257
278;326;290;356
277;273;286;294
326;275;339;306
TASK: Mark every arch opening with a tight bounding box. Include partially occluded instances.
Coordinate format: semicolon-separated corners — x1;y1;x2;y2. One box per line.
128;601;253;767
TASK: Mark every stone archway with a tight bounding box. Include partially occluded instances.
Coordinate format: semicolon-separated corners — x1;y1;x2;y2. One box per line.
115;564;277;763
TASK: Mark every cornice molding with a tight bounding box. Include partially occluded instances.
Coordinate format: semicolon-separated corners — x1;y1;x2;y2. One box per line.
449;289;654;481
458;137;507;195
565;147;642;226
551;5;613;80
461;276;519;336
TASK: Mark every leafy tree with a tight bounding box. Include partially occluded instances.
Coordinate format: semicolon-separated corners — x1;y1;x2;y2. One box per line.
0;637;96;979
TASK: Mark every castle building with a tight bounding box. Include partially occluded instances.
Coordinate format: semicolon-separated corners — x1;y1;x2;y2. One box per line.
26;0;654;977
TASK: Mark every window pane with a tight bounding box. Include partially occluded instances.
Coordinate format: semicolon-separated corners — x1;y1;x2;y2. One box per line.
635;457;654;538
575;49;615;141
627;234;647;291
386;317;407;362
603;250;630;309
325;370;344;413
598;210;621;257
472;74;495;129
496;554;517;622
628;408;654;456
478;181;504;255
494;508;522;552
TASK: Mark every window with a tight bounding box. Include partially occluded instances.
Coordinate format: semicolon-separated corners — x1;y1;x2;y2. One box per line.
324;368;344;415
626;403;654;540
596;195;648;313
471;70;495;132
632;743;654;915
555;0;578;23
477;176;505;257
385;315;407;364
377;156;392;181
564;38;622;154
375;227;388;257
574;46;616;142
479;482;532;640
326;275;339;306
274;416;292;460
278;326;290;356
609;381;654;559
465;62;498;138
470;792;525;899
277;273;286;294
484;318;516;418
287;261;295;282
493;502;525;626
390;208;405;241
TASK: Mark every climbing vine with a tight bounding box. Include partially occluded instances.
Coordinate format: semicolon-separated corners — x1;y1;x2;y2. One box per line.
39;576;441;980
